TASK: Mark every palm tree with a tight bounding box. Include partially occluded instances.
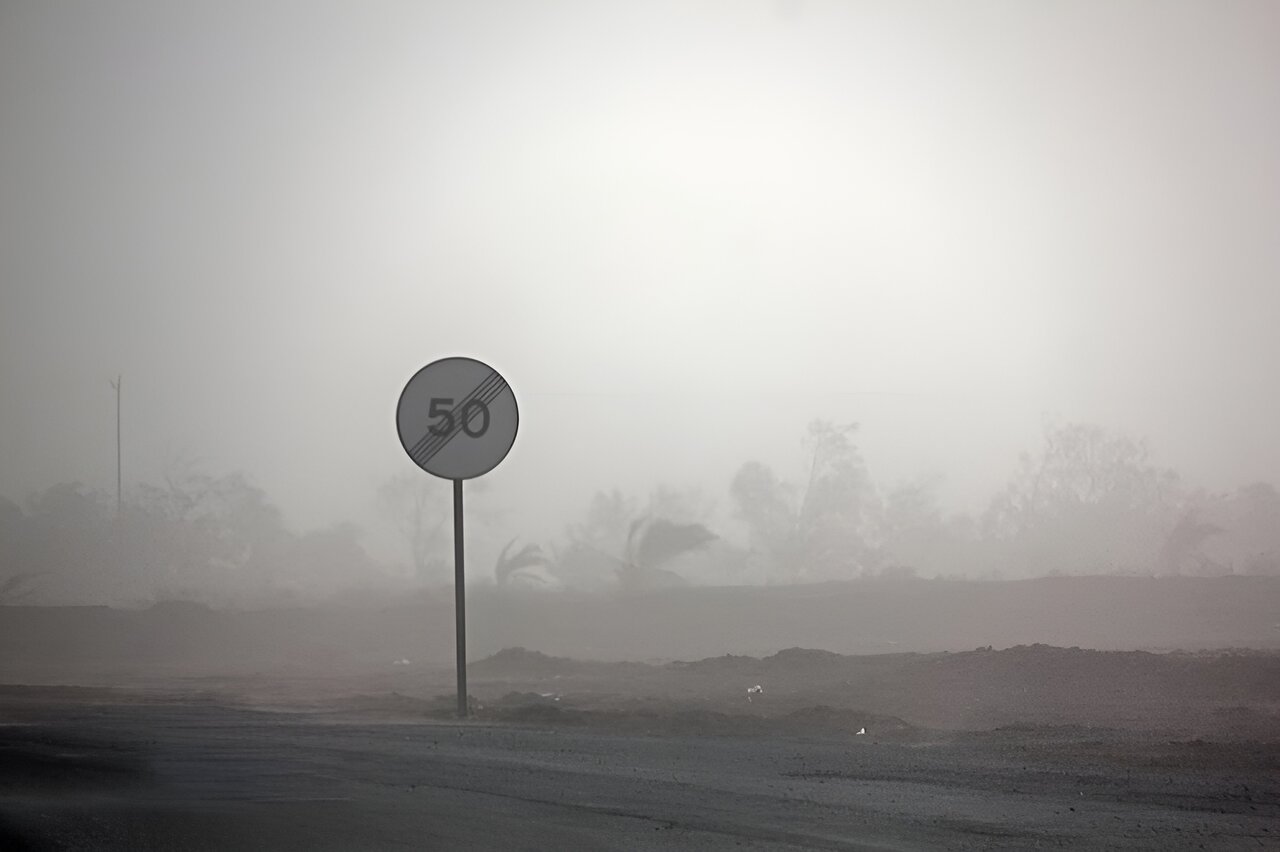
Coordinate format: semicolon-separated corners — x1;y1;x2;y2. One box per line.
616;516;716;592
494;538;548;586
0;572;37;605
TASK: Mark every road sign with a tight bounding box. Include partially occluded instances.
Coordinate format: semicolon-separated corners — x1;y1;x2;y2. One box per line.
396;356;518;719
396;356;518;480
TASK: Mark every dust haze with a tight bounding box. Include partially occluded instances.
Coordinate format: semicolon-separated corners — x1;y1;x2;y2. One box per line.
4;5;1280;848
3;0;1279;611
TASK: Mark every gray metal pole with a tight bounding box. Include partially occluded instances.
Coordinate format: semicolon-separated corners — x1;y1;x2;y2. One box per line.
453;478;467;718
112;375;121;513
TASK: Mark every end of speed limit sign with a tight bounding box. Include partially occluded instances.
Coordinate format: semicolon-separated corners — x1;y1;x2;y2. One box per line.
396;357;518;480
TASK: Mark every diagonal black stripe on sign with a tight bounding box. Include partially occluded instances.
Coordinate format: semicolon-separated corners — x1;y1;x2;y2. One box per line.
406;371;502;460
407;372;500;460
419;374;509;464
412;375;509;467
408;372;502;461
410;371;509;466
408;372;505;463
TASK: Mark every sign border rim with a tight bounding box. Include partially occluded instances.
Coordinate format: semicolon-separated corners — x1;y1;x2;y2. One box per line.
396;355;519;481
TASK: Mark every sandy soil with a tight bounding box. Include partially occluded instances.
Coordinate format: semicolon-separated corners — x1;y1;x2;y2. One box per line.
5;577;1280;677
2;644;1278;850
2;699;1278;851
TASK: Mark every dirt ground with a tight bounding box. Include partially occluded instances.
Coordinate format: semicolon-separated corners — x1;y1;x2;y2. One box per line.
2;643;1278;850
1;698;1278;851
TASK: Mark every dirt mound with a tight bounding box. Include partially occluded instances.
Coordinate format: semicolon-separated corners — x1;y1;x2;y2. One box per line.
471;647;571;676
328;692;431;717
472;698;919;738
779;706;914;736
492;690;563;707
665;648;848;678
7;577;1280;681
464;644;1280;739
764;647;847;669
471;647;652;680
666;653;758;673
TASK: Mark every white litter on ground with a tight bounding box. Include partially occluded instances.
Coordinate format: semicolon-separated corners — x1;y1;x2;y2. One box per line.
856;727;866;735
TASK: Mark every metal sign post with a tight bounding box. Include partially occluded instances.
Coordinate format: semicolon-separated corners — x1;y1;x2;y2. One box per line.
396;357;519;718
452;478;466;717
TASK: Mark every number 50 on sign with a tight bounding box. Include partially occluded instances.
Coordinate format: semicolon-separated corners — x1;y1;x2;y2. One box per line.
396;357;519;481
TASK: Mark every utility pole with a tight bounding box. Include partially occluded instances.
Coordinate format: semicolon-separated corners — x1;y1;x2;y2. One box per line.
110;375;121;512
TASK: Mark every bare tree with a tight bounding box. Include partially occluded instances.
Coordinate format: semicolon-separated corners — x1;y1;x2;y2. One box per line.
376;474;451;583
1158;508;1225;576
730;419;879;580
982;421;1182;576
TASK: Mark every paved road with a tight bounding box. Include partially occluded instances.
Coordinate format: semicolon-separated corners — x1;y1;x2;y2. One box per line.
1;703;1275;850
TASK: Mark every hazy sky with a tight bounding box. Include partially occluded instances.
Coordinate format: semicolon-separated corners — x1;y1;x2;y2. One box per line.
2;1;1278;561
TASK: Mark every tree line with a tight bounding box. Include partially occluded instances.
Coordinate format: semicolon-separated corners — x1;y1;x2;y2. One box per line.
0;468;379;606
492;420;1280;591
3;419;1279;605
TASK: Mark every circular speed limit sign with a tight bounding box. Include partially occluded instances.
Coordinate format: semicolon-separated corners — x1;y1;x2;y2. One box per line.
396;357;518;480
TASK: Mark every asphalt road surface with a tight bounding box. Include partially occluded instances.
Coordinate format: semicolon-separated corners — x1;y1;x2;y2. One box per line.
2;702;1275;850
